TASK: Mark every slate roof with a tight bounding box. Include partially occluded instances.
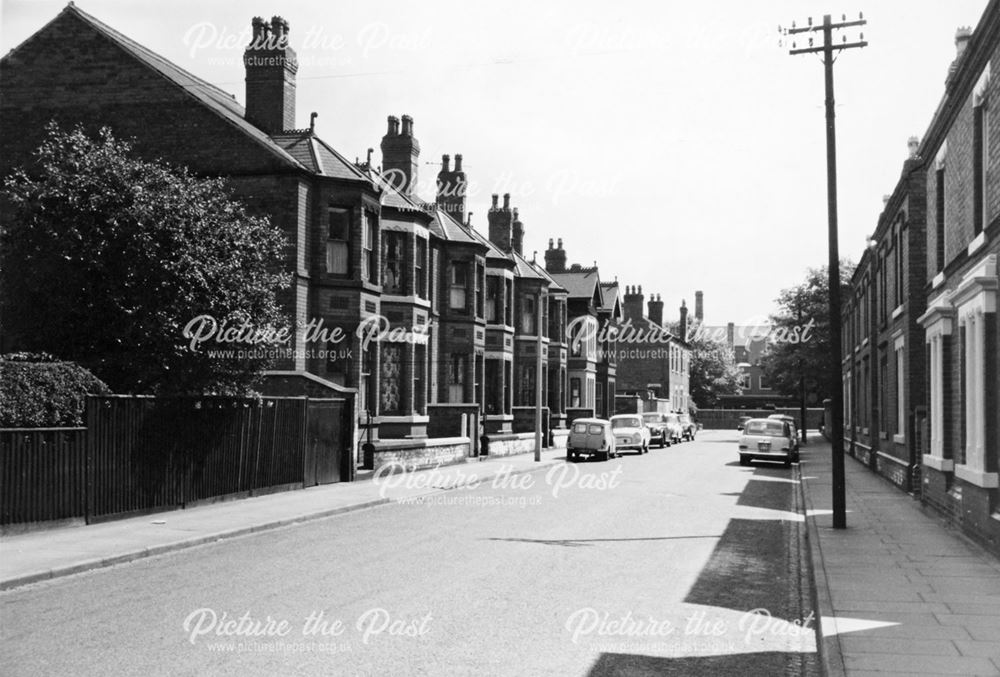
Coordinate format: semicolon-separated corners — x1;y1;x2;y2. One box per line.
550;269;602;302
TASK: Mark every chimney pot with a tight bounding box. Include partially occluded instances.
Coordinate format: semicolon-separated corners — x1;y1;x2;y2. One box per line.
441;154;450;172
907;135;920;158
557;238;563;250
491;194;499;208
386;115;398;135
401;114;413;136
548;238;554;249
503;193;511;209
454;154;463;171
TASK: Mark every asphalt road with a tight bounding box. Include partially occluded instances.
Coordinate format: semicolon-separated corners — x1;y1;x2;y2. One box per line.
1;430;818;677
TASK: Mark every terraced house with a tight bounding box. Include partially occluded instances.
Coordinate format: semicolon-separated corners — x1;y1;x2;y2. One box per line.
0;5;577;468
843;0;1000;555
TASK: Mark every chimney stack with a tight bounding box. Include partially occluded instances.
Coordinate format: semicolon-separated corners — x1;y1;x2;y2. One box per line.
544;238;567;273
512;208;524;255
487;192;514;252
695;290;704;322
648;293;664;326
244;16;298;134
623;285;644;322
381;113;420;195
727;322;735;350
436;152;467;221
679;300;688;342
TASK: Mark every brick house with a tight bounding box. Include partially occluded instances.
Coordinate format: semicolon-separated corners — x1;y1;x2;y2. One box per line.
613;286;691;414
842;137;927;492
0;6;575;467
914;8;1000;551
839;2;1000;554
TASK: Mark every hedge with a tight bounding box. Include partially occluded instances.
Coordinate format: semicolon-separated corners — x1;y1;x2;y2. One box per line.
0;354;110;427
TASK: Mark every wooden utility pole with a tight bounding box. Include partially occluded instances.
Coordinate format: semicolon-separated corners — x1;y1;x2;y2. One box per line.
783;13;867;529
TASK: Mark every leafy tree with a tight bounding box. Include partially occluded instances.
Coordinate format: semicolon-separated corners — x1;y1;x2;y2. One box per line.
761;261;856;405
1;124;290;394
684;319;744;409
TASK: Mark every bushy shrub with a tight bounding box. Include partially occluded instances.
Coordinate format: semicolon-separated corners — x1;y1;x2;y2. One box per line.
0;356;110;427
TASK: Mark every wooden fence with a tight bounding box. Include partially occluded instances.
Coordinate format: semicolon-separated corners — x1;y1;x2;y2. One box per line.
1;394;352;526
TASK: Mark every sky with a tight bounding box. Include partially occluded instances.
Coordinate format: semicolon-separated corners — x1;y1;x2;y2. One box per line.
1;0;991;325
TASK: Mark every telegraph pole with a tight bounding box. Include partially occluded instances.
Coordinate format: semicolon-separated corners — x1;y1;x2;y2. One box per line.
782;13;866;529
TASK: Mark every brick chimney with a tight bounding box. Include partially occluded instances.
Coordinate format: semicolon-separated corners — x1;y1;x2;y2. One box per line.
487;193;513;251
381;114;420;195
511;208;524;255
695;290;704;322
948;27;973;85
244;16;297;134
647;294;664;326
436;153;467;221
679;299;688;341
623;285;644;323
544;238;567;273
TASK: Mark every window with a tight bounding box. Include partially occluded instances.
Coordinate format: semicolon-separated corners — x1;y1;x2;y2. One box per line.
449;354;466;402
363;212;378;284
431;249;440;310
739;372;751;390
522;294;537;335
504;279;513;326
880;354;888;434
570;377;581;408
326;208;350;275
360;343;375;415
518;363;535;406
895;343;905;437
415;237;426;299
759;371;770;390
485;359;502;414
475;263;485;319
879;253;887;324
382;231;404;295
504;361;512;412
974;99;988;235
486;276;501;323
935;166;946;272
894;228;904;308
414;344;426;414
380;343;402;415
449;263;468;311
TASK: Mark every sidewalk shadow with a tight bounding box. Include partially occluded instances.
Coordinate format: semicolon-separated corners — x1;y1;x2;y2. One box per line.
586;651;815;676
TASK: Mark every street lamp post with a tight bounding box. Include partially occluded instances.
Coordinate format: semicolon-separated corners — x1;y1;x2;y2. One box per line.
782;13;867;529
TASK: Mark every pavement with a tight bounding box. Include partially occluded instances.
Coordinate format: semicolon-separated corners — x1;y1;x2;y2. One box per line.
800;437;1000;676
0;448;566;591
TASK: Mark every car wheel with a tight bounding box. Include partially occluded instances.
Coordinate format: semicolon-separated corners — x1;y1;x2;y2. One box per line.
567;451;575;462
601;451;610;462
739;456;750;466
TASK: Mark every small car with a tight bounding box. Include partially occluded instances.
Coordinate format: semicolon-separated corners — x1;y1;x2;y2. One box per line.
737;415;752;431
767;414;800;451
678;413;697;441
641;412;670;448
566;418;617;462
663;413;684;445
610;414;651;455
739;418;799;467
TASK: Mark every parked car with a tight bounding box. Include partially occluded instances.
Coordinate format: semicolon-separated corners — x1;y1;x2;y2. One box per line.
610;414;651;455
566;418;617;462
678;413;697;441
738;418;799;467
641;412;671;448
736;415;752;431
767;414;800;451
663;413;684;445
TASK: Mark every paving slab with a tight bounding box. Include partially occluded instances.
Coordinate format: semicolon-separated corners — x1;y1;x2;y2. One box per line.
798;439;1000;677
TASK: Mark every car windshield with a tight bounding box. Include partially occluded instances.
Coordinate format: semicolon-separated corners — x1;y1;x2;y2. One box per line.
588;424;605;434
641;414;661;422
612;417;641;429
572;423;588;433
745;420;786;436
